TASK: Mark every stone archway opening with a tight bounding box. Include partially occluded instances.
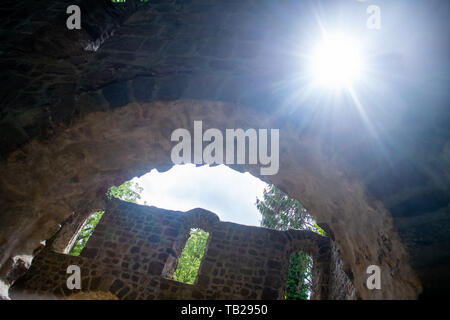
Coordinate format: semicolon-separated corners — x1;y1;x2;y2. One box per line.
0;99;420;299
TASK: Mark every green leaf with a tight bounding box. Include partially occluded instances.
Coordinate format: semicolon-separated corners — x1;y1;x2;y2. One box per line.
106;180;143;204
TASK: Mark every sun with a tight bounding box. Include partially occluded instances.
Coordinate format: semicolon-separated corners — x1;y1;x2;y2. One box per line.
310;34;364;88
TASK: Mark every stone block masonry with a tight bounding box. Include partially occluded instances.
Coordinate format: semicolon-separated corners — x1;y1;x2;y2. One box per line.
9;198;354;300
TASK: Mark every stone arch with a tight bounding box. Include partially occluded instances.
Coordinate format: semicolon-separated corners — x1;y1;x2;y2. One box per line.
0;99;420;299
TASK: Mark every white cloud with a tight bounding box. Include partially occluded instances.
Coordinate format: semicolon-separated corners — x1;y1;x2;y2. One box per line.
134;164;267;226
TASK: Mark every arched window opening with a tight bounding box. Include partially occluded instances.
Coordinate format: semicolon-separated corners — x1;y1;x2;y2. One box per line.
172;228;210;284
68;211;104;256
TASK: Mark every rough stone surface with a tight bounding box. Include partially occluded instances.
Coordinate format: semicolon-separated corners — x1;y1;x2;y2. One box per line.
329;242;357;300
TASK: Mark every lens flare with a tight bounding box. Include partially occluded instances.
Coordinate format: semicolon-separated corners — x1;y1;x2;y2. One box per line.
310;35;364;87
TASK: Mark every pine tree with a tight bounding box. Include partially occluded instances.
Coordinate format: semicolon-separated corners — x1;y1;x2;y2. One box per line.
256;185;324;299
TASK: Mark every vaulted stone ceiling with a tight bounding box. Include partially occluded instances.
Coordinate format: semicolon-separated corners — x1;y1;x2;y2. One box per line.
0;0;448;299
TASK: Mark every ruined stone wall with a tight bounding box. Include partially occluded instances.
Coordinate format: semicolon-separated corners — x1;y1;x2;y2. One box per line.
328;242;357;300
11;198;342;300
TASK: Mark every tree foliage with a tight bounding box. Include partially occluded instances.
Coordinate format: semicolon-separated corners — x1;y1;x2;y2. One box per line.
106;180;144;204
173;229;210;284
256;184;325;300
257;185;314;231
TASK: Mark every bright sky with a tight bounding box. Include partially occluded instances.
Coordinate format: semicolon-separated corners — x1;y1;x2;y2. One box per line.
133;164;268;227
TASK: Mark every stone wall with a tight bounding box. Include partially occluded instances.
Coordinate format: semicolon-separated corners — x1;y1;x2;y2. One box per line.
10;198;347;300
329;242;357;300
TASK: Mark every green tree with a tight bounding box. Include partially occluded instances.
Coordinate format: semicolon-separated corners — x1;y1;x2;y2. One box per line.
257;185;314;232
173;229;210;284
285;252;313;300
256;185;325;300
69;211;104;256
107;180;144;204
